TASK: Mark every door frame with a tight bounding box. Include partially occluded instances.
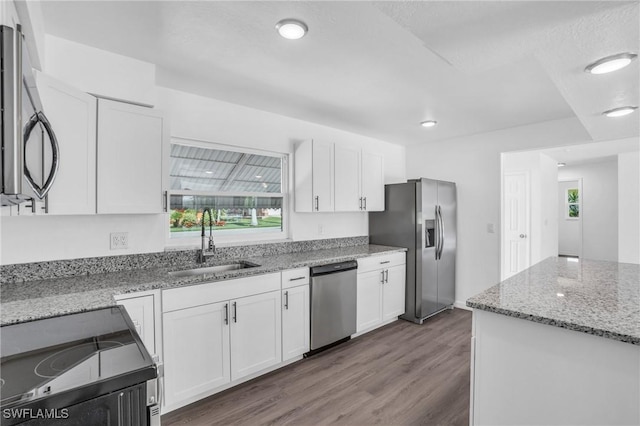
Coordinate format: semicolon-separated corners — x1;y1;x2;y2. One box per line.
558;178;583;259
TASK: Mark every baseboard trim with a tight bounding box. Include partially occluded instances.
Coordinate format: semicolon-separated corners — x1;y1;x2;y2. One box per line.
454;300;472;311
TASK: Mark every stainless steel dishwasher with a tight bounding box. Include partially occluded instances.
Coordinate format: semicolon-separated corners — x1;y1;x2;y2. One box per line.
309;260;358;351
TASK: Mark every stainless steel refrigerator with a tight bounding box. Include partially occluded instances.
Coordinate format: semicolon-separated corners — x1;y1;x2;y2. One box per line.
369;178;456;324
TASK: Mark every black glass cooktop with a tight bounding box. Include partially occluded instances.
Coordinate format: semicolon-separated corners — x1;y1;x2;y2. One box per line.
0;307;156;410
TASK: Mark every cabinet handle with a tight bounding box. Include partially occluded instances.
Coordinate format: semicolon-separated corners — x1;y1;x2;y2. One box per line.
379;260;390;264
289;276;306;281
364;197;367;210
381;270;385;284
284;291;289;310
385;269;389;283
233;302;237;323
359;197;363;210
224;303;229;325
314;196;319;211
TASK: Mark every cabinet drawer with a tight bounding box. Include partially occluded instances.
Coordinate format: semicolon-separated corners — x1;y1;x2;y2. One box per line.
281;267;310;289
163;273;281;313
357;252;406;274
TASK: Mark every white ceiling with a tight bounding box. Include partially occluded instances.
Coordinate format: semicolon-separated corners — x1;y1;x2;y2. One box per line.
38;1;639;147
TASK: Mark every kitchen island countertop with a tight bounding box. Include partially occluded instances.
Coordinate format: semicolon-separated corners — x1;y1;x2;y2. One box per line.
466;256;640;345
1;244;405;326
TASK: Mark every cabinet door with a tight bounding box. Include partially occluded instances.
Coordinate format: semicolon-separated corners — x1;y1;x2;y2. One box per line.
35;73;97;215
230;291;282;381
356;270;383;333
282;285;310;361
163;302;230;408
96;99;165;214
361;151;384;211
117;295;156;356
312;140;334;212
334;145;360;211
382;265;406;321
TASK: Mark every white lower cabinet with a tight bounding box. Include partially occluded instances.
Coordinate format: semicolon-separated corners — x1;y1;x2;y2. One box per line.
115;291;161;360
382;265;406;321
161;273;283;412
230;291;282;380
163;302;230;408
282;284;310;361
356;252;406;333
356;270;383;332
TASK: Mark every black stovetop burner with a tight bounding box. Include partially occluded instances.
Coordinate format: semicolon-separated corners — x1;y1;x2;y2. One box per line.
0;306;156;413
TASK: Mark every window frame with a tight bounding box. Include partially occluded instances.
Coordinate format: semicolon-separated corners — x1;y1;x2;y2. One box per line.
165;137;290;248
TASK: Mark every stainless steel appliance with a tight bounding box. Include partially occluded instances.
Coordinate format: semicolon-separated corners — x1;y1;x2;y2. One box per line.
0;306;160;426
309;260;358;351
369;178;456;324
1;24;59;208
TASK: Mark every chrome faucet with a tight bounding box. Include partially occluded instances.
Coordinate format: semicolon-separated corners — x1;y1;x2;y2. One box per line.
198;207;216;263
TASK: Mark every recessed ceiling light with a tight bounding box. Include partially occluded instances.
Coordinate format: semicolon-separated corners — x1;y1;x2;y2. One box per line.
557;162;566;167
276;19;308;40
585;53;637;74
556;293;565;298
255;175;262;179
603;106;638;118
420;120;437;128
205;171;213;174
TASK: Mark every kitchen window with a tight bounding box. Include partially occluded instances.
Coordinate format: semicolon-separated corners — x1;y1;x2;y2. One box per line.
167;138;288;245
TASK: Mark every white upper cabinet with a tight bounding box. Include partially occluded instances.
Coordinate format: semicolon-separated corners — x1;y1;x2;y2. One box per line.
361;151;384;211
295;139;334;212
296;140;385;213
334;145;361;212
335;148;385;212
97;98;166;214
36;72;97;215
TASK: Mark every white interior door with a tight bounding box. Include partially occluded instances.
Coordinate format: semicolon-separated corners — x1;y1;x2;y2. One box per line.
558;179;582;257
502;172;531;279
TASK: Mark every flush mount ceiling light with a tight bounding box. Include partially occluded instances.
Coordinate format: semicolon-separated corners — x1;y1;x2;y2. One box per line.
276;19;308;40
557;162;566;167
255;175;262;179
420;120;437;128
603;106;638;117
585;53;637;74
205;171;213;174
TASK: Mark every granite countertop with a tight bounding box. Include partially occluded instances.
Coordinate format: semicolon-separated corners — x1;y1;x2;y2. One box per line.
1;244;406;326
466;257;640;345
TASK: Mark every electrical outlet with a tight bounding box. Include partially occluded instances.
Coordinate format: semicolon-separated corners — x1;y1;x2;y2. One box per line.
318;224;324;235
110;232;129;250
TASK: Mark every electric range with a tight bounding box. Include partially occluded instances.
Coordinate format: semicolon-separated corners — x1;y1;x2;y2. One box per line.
1;306;159;425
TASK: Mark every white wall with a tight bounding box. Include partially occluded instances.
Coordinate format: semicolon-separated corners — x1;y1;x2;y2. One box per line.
155;88;406;243
406;117;592;306
540;154;559;258
0;38;406;265
618;151;640;264
558;159;618;262
45;35;157;106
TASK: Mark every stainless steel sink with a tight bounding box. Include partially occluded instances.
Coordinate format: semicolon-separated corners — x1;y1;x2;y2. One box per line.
168;261;260;277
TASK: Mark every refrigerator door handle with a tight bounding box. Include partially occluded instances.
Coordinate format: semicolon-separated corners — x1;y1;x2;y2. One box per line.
436;205;444;260
434;205;440;260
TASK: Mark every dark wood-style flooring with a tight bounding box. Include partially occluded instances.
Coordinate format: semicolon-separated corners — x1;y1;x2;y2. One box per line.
162;308;472;426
